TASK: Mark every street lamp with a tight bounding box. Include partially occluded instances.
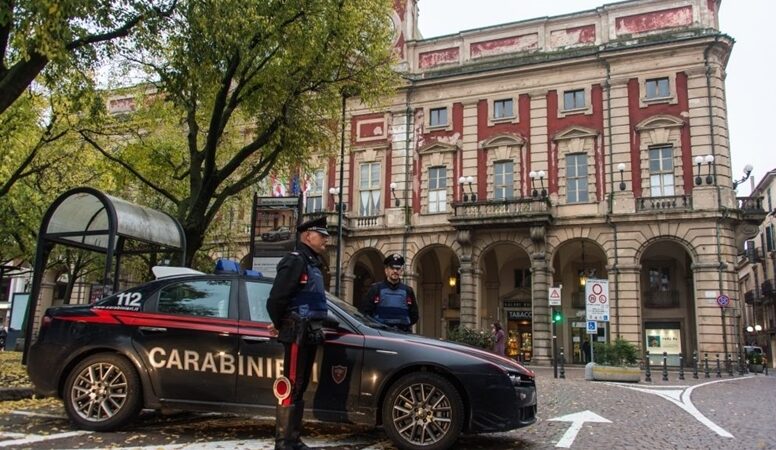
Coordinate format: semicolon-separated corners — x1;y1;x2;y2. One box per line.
732;164;754;190
390;182;400;207
694;154;715;185
529;170;547;198
617;163;626;191
328;187;341;211
458;176;476;202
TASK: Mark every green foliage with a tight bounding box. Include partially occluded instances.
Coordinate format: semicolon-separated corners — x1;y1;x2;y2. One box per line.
446;326;493;350
747;352;763;365
593;337;640;366
79;0;400;265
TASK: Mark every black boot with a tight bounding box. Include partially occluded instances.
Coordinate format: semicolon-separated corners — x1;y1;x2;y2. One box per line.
289;401;310;450
275;403;310;450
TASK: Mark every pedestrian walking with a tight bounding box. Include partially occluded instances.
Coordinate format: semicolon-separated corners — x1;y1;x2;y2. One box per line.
266;216;330;450
491;321;505;356
0;326;7;351
360;253;418;332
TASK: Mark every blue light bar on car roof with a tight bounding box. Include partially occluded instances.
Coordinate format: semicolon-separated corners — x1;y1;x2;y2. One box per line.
214;259;262;278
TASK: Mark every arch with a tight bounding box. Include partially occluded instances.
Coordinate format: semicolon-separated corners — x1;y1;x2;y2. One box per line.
413;242;460;338
635;114;685;131
479;133;525;149
632;235;699;266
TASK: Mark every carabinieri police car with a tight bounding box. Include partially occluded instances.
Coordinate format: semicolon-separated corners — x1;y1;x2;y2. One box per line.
26;261;537;450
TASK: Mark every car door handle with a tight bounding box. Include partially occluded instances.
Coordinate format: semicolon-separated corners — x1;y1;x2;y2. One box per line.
242;336;271;343
139;326;167;333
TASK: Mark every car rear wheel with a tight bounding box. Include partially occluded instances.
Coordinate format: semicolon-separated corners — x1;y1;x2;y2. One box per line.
382;372;464;450
63;353;142;431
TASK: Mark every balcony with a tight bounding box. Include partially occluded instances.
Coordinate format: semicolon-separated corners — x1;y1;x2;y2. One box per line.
449;197;553;229
636;195;691;212
350;214;384;229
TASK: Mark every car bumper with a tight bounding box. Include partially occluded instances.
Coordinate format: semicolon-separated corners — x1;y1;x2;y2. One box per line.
27;342;66;397
464;375;537;432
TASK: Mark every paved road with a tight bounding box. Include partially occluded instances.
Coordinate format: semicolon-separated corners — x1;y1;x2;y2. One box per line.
1;366;774;449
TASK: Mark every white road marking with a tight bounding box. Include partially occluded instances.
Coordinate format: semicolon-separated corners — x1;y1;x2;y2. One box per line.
608;376;749;438
0;431;91;447
548;410;611;448
8;410;67;419
57;436;376;450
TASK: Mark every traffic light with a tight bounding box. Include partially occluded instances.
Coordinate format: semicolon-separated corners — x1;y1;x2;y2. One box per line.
552;310;562;323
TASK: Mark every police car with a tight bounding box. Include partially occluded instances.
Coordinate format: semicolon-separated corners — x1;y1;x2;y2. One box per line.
26;261;537;450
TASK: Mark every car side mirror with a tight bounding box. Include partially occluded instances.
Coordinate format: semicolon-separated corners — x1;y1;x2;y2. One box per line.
323;317;340;329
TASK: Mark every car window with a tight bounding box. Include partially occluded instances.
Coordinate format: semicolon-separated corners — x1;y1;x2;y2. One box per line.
157;279;231;318
245;281;272;322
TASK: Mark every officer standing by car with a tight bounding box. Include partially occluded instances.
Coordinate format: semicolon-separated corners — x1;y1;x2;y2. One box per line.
360;253;418;332
267;216;330;450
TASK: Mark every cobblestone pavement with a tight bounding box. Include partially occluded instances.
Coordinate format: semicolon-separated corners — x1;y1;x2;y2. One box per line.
1;366;774;449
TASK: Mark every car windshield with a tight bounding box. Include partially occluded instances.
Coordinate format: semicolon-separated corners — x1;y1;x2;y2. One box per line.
325;293;404;331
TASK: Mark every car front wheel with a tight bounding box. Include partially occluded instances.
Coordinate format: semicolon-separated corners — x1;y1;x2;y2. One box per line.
382;372;464;450
63;353;142;431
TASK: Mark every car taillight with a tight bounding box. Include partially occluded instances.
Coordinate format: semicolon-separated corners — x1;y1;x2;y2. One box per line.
38;315;53;337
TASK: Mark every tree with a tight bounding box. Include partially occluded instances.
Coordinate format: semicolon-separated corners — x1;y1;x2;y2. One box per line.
80;0;399;265
0;0;177;115
0;88;110;264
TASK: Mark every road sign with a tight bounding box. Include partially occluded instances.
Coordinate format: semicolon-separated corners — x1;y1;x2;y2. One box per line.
585;280;610;321
587;320;598;334
549;287;562;306
716;294;730;308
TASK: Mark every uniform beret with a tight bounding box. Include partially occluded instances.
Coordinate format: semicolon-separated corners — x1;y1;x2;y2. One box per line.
297;216;329;236
384;253;405;267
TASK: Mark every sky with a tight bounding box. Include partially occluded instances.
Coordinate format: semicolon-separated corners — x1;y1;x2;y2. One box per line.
417;0;776;196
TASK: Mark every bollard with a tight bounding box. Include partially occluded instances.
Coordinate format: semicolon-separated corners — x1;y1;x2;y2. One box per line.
662;351;669;381
678;353;685;380
715;354;722;378
692;351;699;379
644;351;652;382
559;346;566;379
727;354;734;377
704;353;710;378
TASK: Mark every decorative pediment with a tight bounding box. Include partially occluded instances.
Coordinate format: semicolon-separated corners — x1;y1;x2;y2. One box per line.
480;133;525;149
553;126;599;142
635;114;684;131
417;140;459;155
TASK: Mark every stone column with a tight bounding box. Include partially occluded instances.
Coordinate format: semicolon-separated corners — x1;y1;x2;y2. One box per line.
456;229;476;329
614;263;642;346
531;250;551;365
341;272;355;305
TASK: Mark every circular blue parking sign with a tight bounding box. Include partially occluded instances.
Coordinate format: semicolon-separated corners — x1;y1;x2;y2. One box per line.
716;294;730;308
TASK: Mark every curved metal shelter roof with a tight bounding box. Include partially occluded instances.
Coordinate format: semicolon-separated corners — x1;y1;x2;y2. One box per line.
43;187;184;252
23;187;186;362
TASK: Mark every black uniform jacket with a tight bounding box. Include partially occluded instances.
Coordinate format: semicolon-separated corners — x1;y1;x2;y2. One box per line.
267;243;324;330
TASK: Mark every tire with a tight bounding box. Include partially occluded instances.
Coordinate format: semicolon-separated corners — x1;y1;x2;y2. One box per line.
63;353;142;431
381;372;464;450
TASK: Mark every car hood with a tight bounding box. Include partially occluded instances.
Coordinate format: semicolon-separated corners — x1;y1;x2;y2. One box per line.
373;328;534;377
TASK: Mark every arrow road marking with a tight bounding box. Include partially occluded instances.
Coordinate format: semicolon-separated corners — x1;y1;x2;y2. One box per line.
548;410;611;448
608;376;744;438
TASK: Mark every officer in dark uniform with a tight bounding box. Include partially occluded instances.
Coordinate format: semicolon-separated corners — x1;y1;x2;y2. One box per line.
360;253;418;332
267;216;329;450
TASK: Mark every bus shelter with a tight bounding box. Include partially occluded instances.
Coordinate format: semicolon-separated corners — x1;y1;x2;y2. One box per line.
22;187;186;361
